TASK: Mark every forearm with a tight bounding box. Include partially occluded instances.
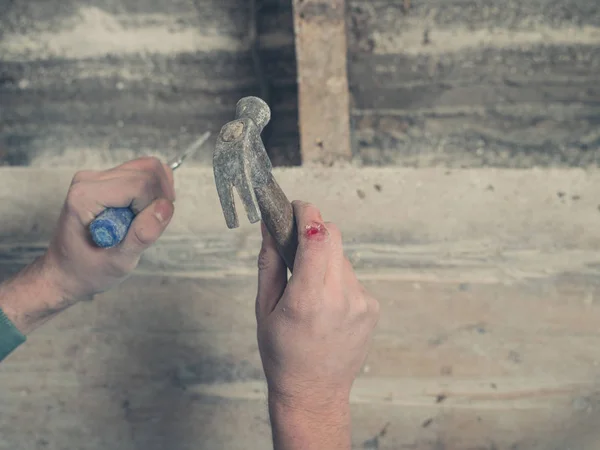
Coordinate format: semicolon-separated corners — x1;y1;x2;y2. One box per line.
0;254;68;336
268;394;352;450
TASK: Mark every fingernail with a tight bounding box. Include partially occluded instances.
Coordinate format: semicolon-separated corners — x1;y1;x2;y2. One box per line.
154;200;173;224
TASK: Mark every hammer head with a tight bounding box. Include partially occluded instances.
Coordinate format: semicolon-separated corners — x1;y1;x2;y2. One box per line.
213;96;273;229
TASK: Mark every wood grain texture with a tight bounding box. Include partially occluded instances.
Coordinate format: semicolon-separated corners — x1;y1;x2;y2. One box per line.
0;275;599;449
1;166;600;251
3;166;600;242
291;0;352;165
1;167;600;448
347;0;600;167
1;0;600;168
0;0;300;167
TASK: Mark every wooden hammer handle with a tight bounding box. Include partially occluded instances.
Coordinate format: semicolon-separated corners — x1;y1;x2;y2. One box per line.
254;176;298;271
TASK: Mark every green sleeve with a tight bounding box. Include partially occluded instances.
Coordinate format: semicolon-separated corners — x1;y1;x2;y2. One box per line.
0;307;26;361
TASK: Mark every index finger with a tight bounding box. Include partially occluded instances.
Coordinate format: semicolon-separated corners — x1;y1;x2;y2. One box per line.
109;157;175;202
289;201;332;287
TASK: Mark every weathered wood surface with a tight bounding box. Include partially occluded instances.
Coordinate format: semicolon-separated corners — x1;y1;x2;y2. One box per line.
1;167;600;449
0;0;300;166
2;166;600;280
1;276;599;449
292;0;352;165
347;0;600;167
2;0;600;168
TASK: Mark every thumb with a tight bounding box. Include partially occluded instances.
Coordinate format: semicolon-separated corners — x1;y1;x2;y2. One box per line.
119;198;174;256
256;222;288;321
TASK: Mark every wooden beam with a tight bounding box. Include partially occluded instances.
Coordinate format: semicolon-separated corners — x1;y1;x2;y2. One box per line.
2;167;600;448
292;0;352;165
2;272;600;449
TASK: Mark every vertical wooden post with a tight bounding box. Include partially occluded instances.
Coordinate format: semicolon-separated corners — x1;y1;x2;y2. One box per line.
291;0;352;165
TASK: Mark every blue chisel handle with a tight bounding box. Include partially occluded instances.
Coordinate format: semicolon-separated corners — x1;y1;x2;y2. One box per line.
89;207;135;248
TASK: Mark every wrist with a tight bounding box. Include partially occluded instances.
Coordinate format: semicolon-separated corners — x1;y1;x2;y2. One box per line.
0;254;70;334
268;390;351;450
269;393;351;425
268;386;351;418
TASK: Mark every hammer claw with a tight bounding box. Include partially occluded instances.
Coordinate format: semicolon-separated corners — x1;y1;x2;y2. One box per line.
214;96;298;271
236;174;261;224
215;180;239;229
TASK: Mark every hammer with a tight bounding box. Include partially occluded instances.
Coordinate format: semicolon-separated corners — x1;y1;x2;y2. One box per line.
213;97;298;271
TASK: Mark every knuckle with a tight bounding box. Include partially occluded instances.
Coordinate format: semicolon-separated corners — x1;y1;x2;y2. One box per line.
286;286;321;318
286;301;318;321
65;183;87;210
140;157;167;179
349;283;377;318
138;155;163;168
136;171;159;193
146;156;165;172
71;170;94;184
146;171;161;190
124;156;165;176
132;226;157;247
354;295;370;317
332;294;351;316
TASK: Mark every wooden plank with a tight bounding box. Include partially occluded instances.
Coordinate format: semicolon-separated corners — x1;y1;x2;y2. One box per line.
2;166;600;283
1;275;599;449
291;0;352;165
1;167;600;448
348;0;600;32
348;43;600;167
2;380;596;450
0;1;300;167
0;391;598;449
1;167;599;244
346;0;600;167
0;381;598;450
4;236;600;283
2;276;599;382
3;0;600;168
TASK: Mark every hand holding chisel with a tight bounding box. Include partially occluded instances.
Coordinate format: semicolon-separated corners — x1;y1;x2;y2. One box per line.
90;132;211;248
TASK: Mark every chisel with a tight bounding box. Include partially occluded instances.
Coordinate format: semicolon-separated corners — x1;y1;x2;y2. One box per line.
89;132;211;248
